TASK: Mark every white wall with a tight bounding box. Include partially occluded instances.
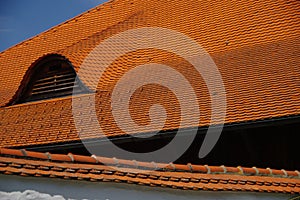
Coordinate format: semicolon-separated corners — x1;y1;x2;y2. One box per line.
0;174;293;200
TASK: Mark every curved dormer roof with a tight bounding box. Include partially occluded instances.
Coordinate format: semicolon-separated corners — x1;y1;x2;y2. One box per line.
10;54;89;105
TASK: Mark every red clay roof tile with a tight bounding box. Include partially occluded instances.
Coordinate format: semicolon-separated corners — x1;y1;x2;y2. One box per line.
0;148;299;194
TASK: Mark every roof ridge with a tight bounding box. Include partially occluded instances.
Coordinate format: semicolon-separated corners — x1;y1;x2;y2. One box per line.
1;148;299;178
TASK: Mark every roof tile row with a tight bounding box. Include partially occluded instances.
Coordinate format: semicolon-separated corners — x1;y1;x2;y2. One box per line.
0;148;299;193
1;148;300;178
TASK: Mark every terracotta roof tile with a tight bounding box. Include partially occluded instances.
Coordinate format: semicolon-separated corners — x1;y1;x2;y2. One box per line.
0;148;299;194
0;1;299;147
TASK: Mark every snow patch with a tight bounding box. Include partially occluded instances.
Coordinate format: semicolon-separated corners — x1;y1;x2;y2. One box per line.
0;190;68;200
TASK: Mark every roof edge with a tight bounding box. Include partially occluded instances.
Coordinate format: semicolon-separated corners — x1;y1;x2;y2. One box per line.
1;148;299;179
0;0;118;54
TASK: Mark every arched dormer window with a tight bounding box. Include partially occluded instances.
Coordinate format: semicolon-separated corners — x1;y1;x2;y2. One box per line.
16;55;89;103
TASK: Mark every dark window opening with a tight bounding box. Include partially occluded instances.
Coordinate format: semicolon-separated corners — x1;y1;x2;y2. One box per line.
17;55;89;103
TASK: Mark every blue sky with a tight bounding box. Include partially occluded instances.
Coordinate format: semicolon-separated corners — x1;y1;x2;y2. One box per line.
0;0;108;52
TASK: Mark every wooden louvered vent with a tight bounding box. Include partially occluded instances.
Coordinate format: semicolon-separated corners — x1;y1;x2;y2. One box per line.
18;55;89;103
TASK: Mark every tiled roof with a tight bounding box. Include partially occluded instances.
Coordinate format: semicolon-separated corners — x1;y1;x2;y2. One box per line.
0;148;299;193
0;0;299;148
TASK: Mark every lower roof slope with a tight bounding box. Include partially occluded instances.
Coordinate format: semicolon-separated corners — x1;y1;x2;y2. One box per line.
1;148;299;194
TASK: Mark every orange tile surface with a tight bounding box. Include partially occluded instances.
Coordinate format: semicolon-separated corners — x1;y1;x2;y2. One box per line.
0;148;299;193
0;0;299;148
